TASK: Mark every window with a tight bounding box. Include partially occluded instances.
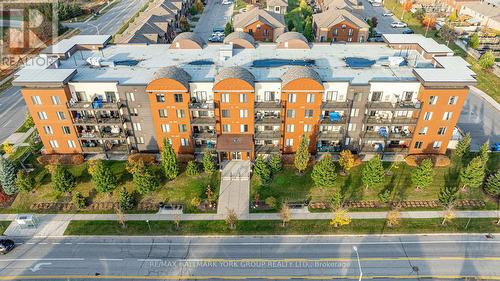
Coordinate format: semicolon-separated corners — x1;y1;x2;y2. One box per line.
333;28;338;36
67;140;76;148
443;112;453;121
177;109;185;118
414;141;423;149
433;141;442;149
43;126;53;135
448;96;458;105
304;110;314;118
423;112;433;120
180;138;190;146
56;112;66;120
240;124;248;132
239;94;248;103
49;140;59;148
403;91;413;101
303;124;311;132
325;91;338;101
264;91;275;101
133;123;142;131
178;124;187;132
437;127;447;135
31;96;42;105
156;94;165;102
288;94;296;103
348;28;353;36
350;108;359;117
62;126;71;135
38;112;48;120
371;91;382;102
221;94;229;103
306;93;315;103
285;139;294;147
240;109;248;118
348;123;356;132
286;124;295;132
341;24;346;29
126;92;135;102
287;109;295;118
131;108;139;116
161;124;170;132
222;109;230;118
429;96;438;105
418;127;428;135
51;96;61;105
137;137;145;144
222;124;231;133
159;109;168;118
348;37;353;42
174;94;183;103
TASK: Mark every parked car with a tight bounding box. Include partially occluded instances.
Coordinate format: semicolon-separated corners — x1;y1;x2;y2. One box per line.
391;21;407;28
371;2;381;6
212;28;225;37
208;35;224;42
222;0;233;4
0;239;15;255
402;28;414;34
383;12;393;17
368;37;384;42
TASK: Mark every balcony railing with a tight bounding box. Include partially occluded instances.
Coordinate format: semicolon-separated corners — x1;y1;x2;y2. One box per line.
367;101;421;110
255;101;282;109
391;117;418;125
388;132;413;139
317;145;342;153
320;116;347;124
255;116;281;124
107;144;129;153
193;131;217;139
73;117;97;125
81;146;104;153
194;144;215;153
101;131;128;139
96;117;124;125
188;101;215;110
68;100;121;110
322;100;351;110
254;131;281;140
362;131;386;139
364;116;392;125
318;130;344;140
190;117;216;125
385;146;409;153
255;145;280;154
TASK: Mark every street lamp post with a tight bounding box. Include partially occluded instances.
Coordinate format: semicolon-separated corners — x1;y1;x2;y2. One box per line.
352;246;362;281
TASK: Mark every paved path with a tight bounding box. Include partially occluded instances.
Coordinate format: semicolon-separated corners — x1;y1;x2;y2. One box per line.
0;235;499;280
193;0;233;40
458;86;500;150
217;161;251;216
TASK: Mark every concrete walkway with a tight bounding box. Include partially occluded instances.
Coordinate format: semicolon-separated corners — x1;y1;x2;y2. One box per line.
217;160;251;216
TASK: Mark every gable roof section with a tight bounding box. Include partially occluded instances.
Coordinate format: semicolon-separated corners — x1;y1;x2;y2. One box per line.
312;8;368;29
233;7;286;29
276;31;308;43
171;32;205;47
214;66;255;88
267;0;288;6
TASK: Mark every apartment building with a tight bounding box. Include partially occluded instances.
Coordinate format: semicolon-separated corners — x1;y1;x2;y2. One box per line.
13;33;476;161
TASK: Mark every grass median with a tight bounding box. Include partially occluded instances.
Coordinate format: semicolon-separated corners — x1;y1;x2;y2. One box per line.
64;218;499;236
0;221;11;235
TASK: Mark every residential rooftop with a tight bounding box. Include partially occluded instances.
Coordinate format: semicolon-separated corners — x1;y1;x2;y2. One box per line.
13;35;476;87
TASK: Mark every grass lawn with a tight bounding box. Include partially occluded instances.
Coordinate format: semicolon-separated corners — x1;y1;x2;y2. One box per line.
383;0;500;102
251;153;499;209
0;221;10;235
234;0;247;10
64;218;500;236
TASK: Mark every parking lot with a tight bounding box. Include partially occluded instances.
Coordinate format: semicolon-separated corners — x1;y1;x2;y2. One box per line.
193;0;233;40
358;0;405;34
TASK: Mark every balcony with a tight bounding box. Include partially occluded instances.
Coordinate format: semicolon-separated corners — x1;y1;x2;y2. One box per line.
190;117;216;125
255;101;282;109
318;130;344;140
189;101;215;110
255;116;281;124
388;132;413;139
81;146;104;153
101;130;128;140
254;131;281;140
320;116;347;125
364;116;392;125
68;100;121;110
73;116;97;125
77;131;100;139
255;145;280;154
322;100;351;110
107;144;129;153
367;101;421;110
362;131;386;140
385;146;409;153
97;117;125;125
193;131;217;140
317;145;342;153
391;117;418;125
194;144;215;153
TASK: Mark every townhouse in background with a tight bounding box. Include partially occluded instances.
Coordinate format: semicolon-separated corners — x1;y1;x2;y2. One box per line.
233;7;286;42
266;0;289;15
13;33;476;161
312;8;369;42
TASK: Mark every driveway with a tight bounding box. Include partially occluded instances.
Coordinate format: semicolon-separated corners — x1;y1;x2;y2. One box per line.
458;86;500;151
358;0;404;34
193;0;234;40
0;86;26;143
64;0;149;35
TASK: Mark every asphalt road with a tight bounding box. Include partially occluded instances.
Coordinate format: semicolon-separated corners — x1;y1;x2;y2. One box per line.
64;0;149;35
0;86;26;143
0;235;499;280
193;0;233;40
358;0;404;34
458;87;500;150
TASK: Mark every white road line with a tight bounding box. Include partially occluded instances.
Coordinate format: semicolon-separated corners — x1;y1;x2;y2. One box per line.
99;258;123;261
64;243;72;245
0;258;85;262
137;259;162;262
52;243;61;244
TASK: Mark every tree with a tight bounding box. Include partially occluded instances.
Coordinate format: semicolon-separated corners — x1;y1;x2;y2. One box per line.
119;187;135;211
224;21;233;36
24;112;34;128
280;203;291;227
287;19;295;31
386;210;401;227
452;132;471;162
448;11;457;22
52;165;76;193
180;16;189;32
186;160;199;176
16;170;35;193
225;209;238;230
133;161;160;195
339;150;355;175
438;24;457;46
203;150;217;175
460;156;485;190
485;171;500;199
479;51;495;69
411;158;434;190
413;8;425;21
330;208;351;227
303;16;313;42
269;154;282;175
479;141;489;167
161;139;178;180
370;17;378;28
469;33;480;49
0;157;17;195
2;143;14;155
441;207;456;225
422;15;436;37
194;0;204;13
294;135;310;174
72;192;86;209
311;154;337;187
401;0;412;20
89;160;117;193
265;196;277;209
438;185;459;207
362;156;385;190
299;0;309;11
254;156;271;183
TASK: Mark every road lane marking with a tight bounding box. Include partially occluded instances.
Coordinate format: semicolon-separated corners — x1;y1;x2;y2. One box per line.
132;257;500;262
0;258;84;262
99;258;123;261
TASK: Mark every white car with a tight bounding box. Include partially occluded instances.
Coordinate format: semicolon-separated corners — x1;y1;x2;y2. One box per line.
221;0;233;4
391;21;407;28
383;12;393;17
371;2;381;6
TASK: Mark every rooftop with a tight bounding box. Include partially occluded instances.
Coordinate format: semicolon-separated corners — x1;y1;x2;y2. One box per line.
383;34;453;54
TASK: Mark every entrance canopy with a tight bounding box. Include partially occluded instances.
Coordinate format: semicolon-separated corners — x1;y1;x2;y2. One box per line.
216;134;253;152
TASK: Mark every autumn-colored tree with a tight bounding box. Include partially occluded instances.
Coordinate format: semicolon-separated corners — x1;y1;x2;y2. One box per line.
280;203;292;227
401;0;412;20
339;150;355;175
330;208;351;228
422;15;436;37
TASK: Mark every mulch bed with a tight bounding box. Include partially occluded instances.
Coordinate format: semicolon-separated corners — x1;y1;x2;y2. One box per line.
309;199;486;210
